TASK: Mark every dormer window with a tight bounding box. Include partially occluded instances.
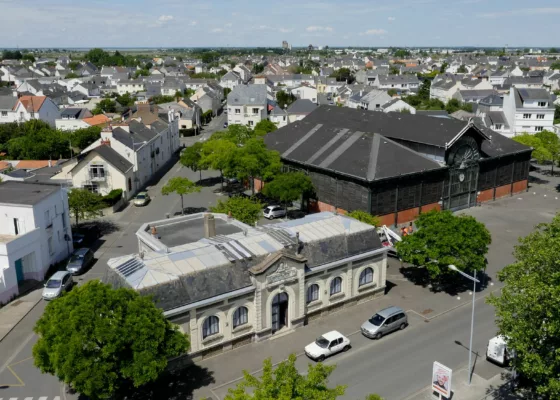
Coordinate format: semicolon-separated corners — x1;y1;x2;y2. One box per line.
538;101;547;107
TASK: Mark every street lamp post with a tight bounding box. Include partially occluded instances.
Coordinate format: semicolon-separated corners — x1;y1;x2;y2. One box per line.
448;264;480;385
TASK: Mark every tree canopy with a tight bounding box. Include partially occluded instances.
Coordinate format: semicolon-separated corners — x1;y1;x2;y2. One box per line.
231;138;282;194
276;90;297;109
161;177;200;215
85;48;138;67
329;67;355;83
33;281;189;400
68;188;104;226
225;354;347;400
262;172;314;206
92;98;117;115
201;138;237;188
180;142;206;181
347;210;380;227
210;196;263;225
487;214;560;398
513;131;560;173
1;120;73;160
70;126;102;151
395;210;491;281
254;119;278;135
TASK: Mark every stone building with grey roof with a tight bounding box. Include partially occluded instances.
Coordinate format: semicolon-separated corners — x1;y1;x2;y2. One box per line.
105;211;388;359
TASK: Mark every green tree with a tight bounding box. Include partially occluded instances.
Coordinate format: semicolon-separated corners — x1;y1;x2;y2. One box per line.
513;132;559;174
262;172;314;211
457;65;468;73
395;210;491;281
92;98;117;115
554;104;560;124
134;69;150;78
487;214;560;398
116;92;135;107
22;53;36;63
394;49;410;58
180;142;206;182
445;98;461;114
231;139;282;194
387;89;397;97
389;66;400;75
68;61;81;71
329;67;354;83
439;62;448;73
5;120;71;160
418;79;431;101
254;119;278;135
225;354;346;400
33;281;189;400
2;50;22;60
276;90;297;109
68;188;104;226
210;196;262;225
550;62;560;70
535;130;560;175
161;177;201;215
150;95;176;104
201;139;237;189
347;210;380;227
223;87;231;98
71;126;101;151
65;72;80;79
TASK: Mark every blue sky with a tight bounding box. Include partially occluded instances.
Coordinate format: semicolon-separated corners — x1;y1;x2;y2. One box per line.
0;0;559;48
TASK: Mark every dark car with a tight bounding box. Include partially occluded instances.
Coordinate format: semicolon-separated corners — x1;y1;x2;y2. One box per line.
66;248;95;275
72;224;100;247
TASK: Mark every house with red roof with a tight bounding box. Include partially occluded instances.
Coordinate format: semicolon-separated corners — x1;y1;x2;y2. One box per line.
12;95;60;126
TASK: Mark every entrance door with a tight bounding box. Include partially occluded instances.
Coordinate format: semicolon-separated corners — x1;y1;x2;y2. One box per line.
443;163;479;211
14;258;24;283
271;292;289;333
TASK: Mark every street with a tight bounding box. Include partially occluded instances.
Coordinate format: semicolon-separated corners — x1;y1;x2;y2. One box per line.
0;149;558;400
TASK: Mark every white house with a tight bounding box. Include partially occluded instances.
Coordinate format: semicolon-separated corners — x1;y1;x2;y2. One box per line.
220;71;243;90
0;95;19;124
227;84;268;127
290;85;318;104
358;90;393;111
116;80;145;95
269;105;288;128
373;75;420;93
233;65;252;83
11;96;60;126
55;108;93;131
503;87;555;137
0;182;73;304
380;98;417;114
51;144;135;199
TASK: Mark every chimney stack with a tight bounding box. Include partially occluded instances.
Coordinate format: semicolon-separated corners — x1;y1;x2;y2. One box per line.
204;213;216;238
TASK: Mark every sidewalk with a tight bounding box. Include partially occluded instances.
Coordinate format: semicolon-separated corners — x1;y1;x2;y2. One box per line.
0;288;43;342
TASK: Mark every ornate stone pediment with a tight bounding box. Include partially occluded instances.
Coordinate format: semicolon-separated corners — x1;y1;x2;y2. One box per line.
249;251;306;288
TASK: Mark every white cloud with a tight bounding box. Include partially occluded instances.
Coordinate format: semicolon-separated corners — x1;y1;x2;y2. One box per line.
388;16;395;21
362;28;387;35
211;28;224;33
157;15;173;22
225;23;232;27
479;7;560;18
190;20;198;26
306;25;333;32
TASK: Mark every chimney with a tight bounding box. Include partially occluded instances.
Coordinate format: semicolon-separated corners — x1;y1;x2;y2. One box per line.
295;232;301;255
204;213;216;238
48;159;52;168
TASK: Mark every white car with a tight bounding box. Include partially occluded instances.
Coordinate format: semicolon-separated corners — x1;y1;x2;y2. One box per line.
304;330;351;362
263;205;287;219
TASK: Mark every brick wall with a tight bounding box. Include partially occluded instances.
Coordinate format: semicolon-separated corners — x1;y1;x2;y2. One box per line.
512;180;527;194
495;184;512;199
477;188;494;203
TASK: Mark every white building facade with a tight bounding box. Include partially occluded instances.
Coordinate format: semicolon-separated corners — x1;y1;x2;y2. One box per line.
503;87;555;136
0;182;73;304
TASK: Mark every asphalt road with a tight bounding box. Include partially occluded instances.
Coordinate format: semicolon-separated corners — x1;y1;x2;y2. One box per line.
210;299;503;400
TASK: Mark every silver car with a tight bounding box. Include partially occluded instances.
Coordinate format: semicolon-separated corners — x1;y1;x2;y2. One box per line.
263;205;287;219
361;306;408;339
42;271;73;300
66;248;94;275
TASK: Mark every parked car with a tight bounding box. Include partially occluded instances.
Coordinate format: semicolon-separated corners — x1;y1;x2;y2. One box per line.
72;224;100;247
305;330;351;362
42;271;73;300
133;192;150;207
224;122;228;128
66;248;95;275
361;306;408;339
263;205;287;219
487;336;514;366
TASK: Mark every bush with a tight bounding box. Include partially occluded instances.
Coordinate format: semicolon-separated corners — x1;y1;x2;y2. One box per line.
102;189;123;206
180;128;197;137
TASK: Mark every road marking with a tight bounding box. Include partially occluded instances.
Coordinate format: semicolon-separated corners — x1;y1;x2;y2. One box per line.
0;333;35;373
9;357;33;367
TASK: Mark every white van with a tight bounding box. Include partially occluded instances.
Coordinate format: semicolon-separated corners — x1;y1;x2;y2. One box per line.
486;336;514;366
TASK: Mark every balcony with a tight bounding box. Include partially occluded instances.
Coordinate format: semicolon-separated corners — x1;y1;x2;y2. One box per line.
89;172;106;182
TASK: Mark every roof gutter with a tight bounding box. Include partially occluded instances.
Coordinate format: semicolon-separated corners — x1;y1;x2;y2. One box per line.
307;246;388;275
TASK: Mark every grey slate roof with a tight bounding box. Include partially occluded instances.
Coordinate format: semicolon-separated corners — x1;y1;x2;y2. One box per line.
0;181;61;206
0;95;17;111
227;84;268;106
287;99;317;114
86;144;133;174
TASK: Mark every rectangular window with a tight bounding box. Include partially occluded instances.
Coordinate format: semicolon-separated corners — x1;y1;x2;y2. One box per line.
523;114;531;119
235;108;240;114
61;212;67;228
89;164;105;179
535;126;544;132
494;124;502;130
248;120;254;126
536;114;545;119
30;112;35;118
48;236;54;255
13;218;20;235
252;108;259;114
1;111;7;117
44;210;51;227
83;184;99;193
538;101;547;107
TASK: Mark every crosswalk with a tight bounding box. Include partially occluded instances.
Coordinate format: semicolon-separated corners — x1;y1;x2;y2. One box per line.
0;397;61;400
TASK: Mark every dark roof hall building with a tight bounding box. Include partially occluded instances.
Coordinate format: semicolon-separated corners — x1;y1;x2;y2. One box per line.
263;106;531;226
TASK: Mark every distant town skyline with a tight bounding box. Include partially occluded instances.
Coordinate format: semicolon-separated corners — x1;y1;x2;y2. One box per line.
1;0;559;48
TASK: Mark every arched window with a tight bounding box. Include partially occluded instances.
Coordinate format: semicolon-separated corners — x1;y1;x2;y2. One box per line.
359;267;374;286
330;277;342;295
306;284;319;303
233;306;248;328
202;316;219;339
